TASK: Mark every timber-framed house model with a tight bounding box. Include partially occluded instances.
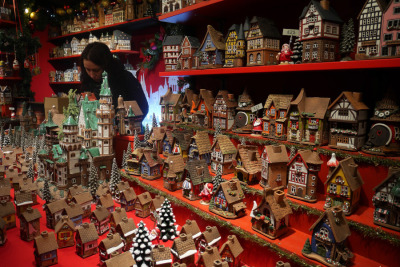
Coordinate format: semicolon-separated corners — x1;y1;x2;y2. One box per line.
182;159;213;201
381;0;400;57
212;90;238;131
179;36;201;70
299;0;343;63
180;89;199;124
211;135;237;175
198;25;226;69
160;88;183;124
163;35;184;71
233;144;261;185
328;92;369;151
188;131;212;164
193;89;215;128
224;23;246;68
262;94;293;140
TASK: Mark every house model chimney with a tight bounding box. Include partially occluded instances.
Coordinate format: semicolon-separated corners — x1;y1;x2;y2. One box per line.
158;244;165;252
348;163;359;177
274;190;285;203
122;217;128;223
82;222;89;229
115;207;121;212
41;231;49;238
107;233;113;240
320;0;330;10
110;251;120;258
214;260;223;267
206;246;213;254
180;233;187;241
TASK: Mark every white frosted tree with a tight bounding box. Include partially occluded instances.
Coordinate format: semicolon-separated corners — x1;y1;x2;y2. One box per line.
2;132;11;147
240;137;246;146
132;221;152;267
340;18;355;61
212;163;223;193
122;150;128;170
144;124;150;142
27;160;35;182
152;113;158;128
134;130;140;150
289;146;297;160
88;162;99;200
127;142;132;154
109;158;121;196
42;178;52;204
214;119;222;141
157;199;177;241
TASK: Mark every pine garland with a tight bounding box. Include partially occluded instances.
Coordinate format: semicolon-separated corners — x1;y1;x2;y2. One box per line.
161;122;400;168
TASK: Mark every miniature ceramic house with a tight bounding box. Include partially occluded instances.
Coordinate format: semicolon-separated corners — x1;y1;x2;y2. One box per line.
181;89;199;123
76;222;99;258
251;188;292;239
0;218;6;245
213;90;238;130
151;244;172;267
20;207;42;241
115;181;131;202
219;235;244;267
356;0;387;59
171;233;197;266
163;154;185;191
66;184;87;203
99;233;124;263
0;187;10;202
363;90;400;155
162;129;175;156
150;194;166;222
188;131;212;163
328;92;369;151
287;88;331;145
373;167;400;231
182;159;213;201
140;149;162;180
34;231;59;267
210;179;246;219
246;16;281;66
197;246;222;267
211;135;237;175
105;251;137;266
134;192;152;218
287;150;322;202
55;215;75;248
90;205;110;235
179;36;201;69
63;202;84;228
171;130;192;161
198;25;226;68
198;226;221;253
193;89;215;128
112;30;131;50
162;0;185;13
260;145;289;189
381;0;400;57
299;0;343;62
100;193;115;213
181;219;202;243
126;148;144;176
148;126;167;154
262;94;293;140
232;89;256;133
234;144;261;185
110;207;128;233
324;157;364;215
71;191;92;218
224;23;246;68
120;188;137;212
0;200;15;229
116;98;144;136
116;217;136;251
96;183;112;201
163;35;184;71
160;88;183;123
302;206;353;267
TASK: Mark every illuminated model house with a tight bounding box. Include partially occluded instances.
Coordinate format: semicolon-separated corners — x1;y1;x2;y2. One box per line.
381;0;400;57
287;88;331;145
287;150;323;202
75;223;99;258
182;159;213;201
112;30;131;50
219;235;244;267
115;95;144;135
198;25;226;68
328;92;369;151
210;179;246;219
162;0;185;13
224;23;246;67
234;144;261;185
262;94;293;140
246;16;281;66
139;149;162;180
212;90;237;131
162;129;175;156
372;167;400;231
163;35;184;71
356;0;387;59
163;154;185;191
178;36;201;70
260;145;289;189
324;157;364;216
193;89;215;128
55;216;75;248
188;131;212;164
232;89;255;133
160;87;182;123
211;135;237;175
299;0;343;63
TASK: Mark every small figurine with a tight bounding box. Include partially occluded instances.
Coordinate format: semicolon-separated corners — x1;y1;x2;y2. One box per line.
276;43;293;64
199;183;213;205
251;117;263;136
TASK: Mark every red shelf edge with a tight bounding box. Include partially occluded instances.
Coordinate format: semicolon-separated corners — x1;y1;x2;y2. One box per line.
0;76;22;80
48;50;139;62
49;82;81;85
159;58;400;77
158;0;225;22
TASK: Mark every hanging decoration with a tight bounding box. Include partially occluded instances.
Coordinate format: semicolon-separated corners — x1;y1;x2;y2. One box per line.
137;27;165;71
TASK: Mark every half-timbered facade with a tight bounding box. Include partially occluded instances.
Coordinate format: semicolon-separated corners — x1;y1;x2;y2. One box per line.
381;0;400;57
224;23;246;67
212;90;238;131
193;89;214;128
262;94;293;140
160;88;183;123
198;25;226;68
211;135;237;175
163;35;184;71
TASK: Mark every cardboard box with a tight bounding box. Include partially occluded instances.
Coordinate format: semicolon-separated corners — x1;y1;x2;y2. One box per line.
44;97;69;119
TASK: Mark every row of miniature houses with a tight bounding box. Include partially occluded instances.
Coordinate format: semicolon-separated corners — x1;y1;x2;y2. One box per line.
162;87;400;155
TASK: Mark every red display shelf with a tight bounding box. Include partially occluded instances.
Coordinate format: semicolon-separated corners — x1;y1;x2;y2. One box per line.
0;19;16;28
124;172;391;267
160;58;400;77
48;50;140;62
49;81;81;85
48;16;159;43
0;76;22;80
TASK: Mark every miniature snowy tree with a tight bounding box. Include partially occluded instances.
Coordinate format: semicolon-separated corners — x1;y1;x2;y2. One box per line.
157;199;177;241
212;163;223;193
127;142;132;154
27;161;35;182
134;130;140;150
0;125;4;148
144;124;150;142
88;162;99;200
109;158;121;196
291;37;303;64
214;119;222;141
7;124;13;146
302;238;312;254
289;146;296;160
32;148;37;165
340;18;355;61
122;150;128;170
42;178;52;204
152;113;158;128
132;221;153;267
2;132;11;147
40;134;46;150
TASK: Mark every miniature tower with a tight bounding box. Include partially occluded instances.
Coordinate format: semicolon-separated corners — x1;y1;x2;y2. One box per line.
96;74;115;155
116;95;126;135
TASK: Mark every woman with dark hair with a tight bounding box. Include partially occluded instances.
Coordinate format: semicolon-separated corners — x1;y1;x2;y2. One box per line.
80;42;148;117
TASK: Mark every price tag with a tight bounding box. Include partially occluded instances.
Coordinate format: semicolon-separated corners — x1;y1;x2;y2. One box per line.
251;103;263;113
282;29;300;37
9;107;15;110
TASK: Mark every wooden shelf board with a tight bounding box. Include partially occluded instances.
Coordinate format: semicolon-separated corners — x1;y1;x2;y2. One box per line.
160;58;400;77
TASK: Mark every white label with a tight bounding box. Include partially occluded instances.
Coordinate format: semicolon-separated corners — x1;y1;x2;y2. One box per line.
282;29;300;36
251;103;263;113
9;107;15;110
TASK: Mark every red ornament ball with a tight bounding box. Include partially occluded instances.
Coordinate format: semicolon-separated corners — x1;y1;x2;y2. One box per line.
260;215;265;220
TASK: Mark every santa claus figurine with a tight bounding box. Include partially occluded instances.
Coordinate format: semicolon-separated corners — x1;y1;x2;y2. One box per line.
276;43;293;64
199;183;213;205
252;117;263;136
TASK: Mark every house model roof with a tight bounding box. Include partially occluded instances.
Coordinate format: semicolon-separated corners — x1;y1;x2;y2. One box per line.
164;154;186;177
249;16;282;39
172;233;197;259
55;215;75;233
370;89;400;122
117;181;130;193
182;89;199;108
263;145;289;163
121;188;137;202
202;226;221;246
65;202;84;218
219;235;243;258
264;94;293;112
291;88;330;119
151;195;165;211
68;184;86;197
34;231;58;255
92;205;110;222
196;89;215;113
124;100;143;117
112;29;132;41
215;90;238;109
192;131;212;155
142;149;162;168
326;157;364;191
116;217;136;237
328;91;369;111
72;191;92;204
309;206;350;243
21;207;42;222
257;189;292;222
160;87;182;107
172;130;192;151
77;223;99;243
183;36;201;48
164;129;174;145
0;201;15;217
151;245;172;265
105;251;136;267
111;207;128;225
15;191;34;206
136;192;152;206
199;246;222;267
237;89;254;111
100;233;124;254
300;0;343;23
374;167;400;192
288;149;323;167
181;219;201;239
216;179;245;205
100;193;115;209
199;25;225;51
185;159;213;186
163;35;184;46
236;144;261;175
212;135;237;155
96;183;110;197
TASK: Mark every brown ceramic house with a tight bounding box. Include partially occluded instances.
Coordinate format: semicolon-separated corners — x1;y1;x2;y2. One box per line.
115;181;131;203
105;251;136;267
66;184;87;203
116;217;136;251
262;94;293;140
179;36;201;70
14;190;34;217
0;187;10;203
134;192;152;218
100;193;115;213
260;145;289;189
110;207;128;233
63;202;84;228
160;87;182;124
251;188;293;239
192;89;214;128
148;126;167;155
150;194;165;222
99;233;124;263
171;233;197;267
44;199;68;229
90;205;111;235
162;128;175;156
232;89;256;133
234;144;261;185
20;207;42;241
197;246;222;267
140;149;163;180
55;215;76;248
198;226;221;253
171;130;192;161
188;131;212;164
181;219;202;243
75;222;99;258
211;135;237;175
182;159;213;201
34;231;59;267
180;89;199;124
71;191;92;218
163;154;186;191
210;179;246;219
0;200;15;229
219;235;244;267
96;183;111;201
120;188;137;212
212;90;238;131
151;244;172;267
